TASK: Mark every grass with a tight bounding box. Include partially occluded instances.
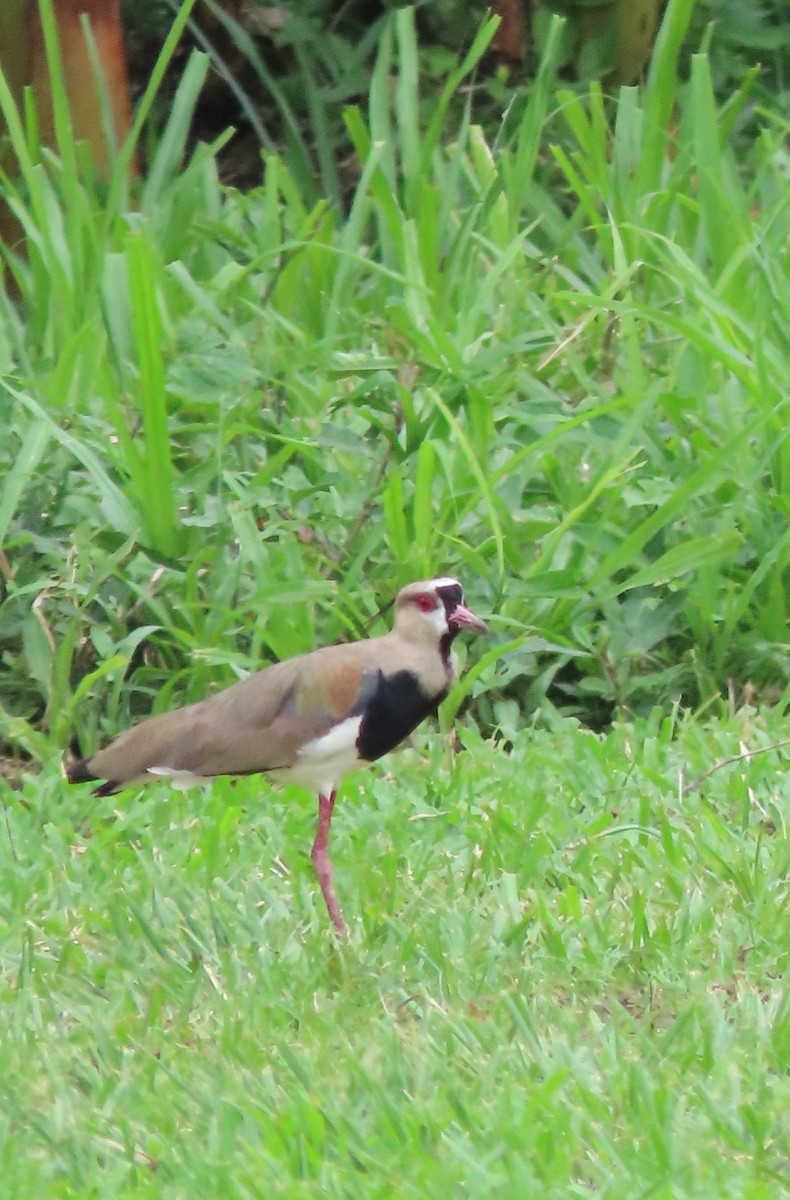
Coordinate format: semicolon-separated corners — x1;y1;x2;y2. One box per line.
4;0;790;744
2;709;789;1197
2;2;790;1194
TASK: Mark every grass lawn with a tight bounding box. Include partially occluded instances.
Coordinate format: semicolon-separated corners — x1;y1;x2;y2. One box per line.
2;2;790;1194
2;709;788;1198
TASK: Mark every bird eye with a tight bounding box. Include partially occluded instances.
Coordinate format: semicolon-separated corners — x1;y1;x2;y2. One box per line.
414;594;437;613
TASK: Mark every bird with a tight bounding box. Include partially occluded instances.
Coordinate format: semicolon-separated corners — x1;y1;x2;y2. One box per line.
64;577;487;937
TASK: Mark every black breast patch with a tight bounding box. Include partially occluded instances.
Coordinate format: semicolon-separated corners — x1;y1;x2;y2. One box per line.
354;669;447;762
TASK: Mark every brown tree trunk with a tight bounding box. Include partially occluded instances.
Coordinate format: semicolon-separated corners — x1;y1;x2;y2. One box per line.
27;0;135;174
1;0;136;269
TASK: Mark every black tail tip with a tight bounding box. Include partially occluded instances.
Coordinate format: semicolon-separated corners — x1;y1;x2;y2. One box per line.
62;754;98;786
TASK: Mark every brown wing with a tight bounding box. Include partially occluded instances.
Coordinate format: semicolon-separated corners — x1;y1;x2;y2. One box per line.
87;642;379;785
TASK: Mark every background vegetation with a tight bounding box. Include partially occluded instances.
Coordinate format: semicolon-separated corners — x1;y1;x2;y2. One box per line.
3;0;790;753
1;1;790;1192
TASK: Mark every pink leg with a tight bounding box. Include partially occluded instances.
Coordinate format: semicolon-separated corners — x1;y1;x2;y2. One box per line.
311;790;348;938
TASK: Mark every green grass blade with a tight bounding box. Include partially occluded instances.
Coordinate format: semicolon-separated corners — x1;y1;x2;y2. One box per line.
141;51;211;209
0;419;50;549
12;386;139;535
427;389;505;580
125;232;181;557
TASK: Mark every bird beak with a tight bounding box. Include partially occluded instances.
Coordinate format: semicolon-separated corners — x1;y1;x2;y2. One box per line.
448;602;488;634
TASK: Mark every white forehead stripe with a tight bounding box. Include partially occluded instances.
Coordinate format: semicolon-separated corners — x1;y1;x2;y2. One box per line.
425;577;461;590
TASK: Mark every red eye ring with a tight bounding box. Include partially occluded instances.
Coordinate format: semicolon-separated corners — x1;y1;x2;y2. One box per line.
414;593;437;613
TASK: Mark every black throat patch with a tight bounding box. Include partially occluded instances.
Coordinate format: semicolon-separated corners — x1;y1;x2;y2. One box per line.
435;583;464;667
435;582;463;615
355;669;447;762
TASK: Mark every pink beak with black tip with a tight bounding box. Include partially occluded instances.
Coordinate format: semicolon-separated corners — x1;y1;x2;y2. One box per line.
448;601;488;634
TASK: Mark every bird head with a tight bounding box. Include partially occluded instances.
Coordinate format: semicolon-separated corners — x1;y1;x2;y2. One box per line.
394;578;487;645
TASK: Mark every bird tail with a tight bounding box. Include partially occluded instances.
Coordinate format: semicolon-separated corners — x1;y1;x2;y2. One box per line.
62;755;97;785
62;734;106;789
62;750;122;797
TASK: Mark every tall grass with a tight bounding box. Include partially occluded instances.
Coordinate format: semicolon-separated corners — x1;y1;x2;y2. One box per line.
1;0;789;755
2;11;790;1191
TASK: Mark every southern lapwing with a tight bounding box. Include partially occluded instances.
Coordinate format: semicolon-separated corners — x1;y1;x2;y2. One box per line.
64;578;486;937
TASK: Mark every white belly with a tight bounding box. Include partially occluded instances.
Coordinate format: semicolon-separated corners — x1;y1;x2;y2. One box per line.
269;715;365;794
